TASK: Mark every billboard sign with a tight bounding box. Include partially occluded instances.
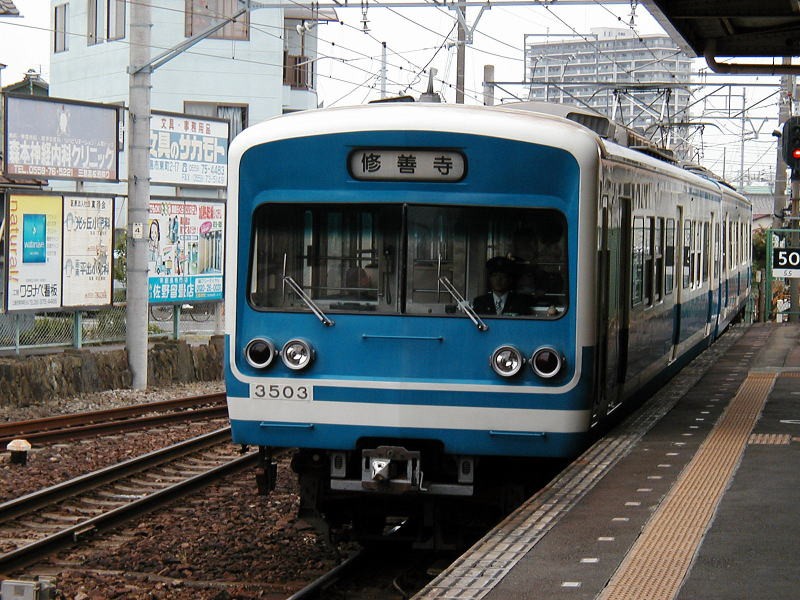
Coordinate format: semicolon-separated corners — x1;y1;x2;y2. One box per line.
150;112;228;187
3;95;119;181
5;194;63;311
147;199;224;303
62;196;114;307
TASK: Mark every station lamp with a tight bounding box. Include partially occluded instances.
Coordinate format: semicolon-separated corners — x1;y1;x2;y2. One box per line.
781;116;800;172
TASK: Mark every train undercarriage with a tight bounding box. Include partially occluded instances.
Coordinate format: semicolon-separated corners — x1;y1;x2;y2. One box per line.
255;443;566;549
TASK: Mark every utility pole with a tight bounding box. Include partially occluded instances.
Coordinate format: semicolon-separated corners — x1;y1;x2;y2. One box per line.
126;1;250;389
127;0;151;389
381;42;387;99
456;0;465;104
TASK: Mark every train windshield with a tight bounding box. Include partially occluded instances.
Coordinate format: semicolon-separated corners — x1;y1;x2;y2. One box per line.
249;204;567;318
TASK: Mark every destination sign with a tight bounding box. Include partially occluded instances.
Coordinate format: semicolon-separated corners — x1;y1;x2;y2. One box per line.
349;149;465;182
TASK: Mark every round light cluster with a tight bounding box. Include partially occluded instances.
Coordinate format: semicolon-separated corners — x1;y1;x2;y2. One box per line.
490;345;564;379
244;337;315;371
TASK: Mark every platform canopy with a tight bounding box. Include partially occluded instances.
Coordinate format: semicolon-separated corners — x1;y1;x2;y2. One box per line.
641;0;800;74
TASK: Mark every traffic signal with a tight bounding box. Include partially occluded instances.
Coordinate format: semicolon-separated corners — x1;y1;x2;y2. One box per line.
782;116;800;171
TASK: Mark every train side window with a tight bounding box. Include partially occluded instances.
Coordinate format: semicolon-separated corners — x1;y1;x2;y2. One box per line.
702;222;710;282
682;220;692;289
694;220;702;287
631;216;645;306
665;218;675;294
654;217;664;302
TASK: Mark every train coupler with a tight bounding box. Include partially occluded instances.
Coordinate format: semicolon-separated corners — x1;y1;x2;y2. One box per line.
361;446;422;492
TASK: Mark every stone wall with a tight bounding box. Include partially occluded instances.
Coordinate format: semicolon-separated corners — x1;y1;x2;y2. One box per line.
0;337;224;408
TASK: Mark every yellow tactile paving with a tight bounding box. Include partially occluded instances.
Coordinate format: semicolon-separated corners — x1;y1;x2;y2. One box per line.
597;371;776;600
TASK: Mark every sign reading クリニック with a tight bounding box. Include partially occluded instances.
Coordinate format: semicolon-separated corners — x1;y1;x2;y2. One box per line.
3;95;119;181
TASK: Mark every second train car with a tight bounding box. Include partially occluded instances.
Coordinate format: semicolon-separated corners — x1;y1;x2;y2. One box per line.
224;101;751;542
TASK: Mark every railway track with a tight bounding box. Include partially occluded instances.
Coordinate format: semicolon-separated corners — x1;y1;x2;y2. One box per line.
0;393;227;446
0;427;256;572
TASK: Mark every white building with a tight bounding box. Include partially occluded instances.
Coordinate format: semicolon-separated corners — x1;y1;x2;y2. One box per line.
48;0;335;198
525;27;692;148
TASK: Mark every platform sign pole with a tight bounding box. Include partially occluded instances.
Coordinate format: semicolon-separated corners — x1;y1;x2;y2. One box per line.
766;229;774;321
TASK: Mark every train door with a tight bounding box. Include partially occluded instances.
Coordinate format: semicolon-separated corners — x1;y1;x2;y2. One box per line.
593;195;612;422
597;191;630;417
670;205;684;362
707;212;719;338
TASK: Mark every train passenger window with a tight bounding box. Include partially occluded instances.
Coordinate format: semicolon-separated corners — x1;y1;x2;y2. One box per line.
665;218;675;294
248;203;568;319
632;216;654;307
682;220;692;289
654;218;664;302
702;222;710;282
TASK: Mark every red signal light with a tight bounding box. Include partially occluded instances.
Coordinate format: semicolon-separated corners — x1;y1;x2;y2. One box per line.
792;148;800;160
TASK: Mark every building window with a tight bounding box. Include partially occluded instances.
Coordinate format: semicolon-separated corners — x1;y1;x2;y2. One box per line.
54;3;68;53
88;0;125;45
185;0;249;41
184;101;247;142
284;52;311;89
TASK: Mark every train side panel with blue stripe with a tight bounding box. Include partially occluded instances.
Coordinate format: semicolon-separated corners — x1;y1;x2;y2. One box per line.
224;102;751;539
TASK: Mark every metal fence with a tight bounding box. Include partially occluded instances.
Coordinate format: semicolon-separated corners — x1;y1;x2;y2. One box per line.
0;302;223;355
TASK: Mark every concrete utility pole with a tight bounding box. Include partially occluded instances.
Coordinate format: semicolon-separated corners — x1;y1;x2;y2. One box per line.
126;1;250;389
127;0;152;389
456;1;465;104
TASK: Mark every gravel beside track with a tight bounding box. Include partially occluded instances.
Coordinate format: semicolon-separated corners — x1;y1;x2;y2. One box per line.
1;382;350;599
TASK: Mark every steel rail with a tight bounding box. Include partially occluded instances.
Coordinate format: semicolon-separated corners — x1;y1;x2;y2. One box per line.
0;393;227;445
0;427;256;572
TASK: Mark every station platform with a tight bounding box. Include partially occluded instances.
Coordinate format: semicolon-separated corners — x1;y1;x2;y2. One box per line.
414;322;800;600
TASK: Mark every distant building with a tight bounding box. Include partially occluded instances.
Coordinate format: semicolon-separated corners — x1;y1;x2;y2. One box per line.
525;27;692;151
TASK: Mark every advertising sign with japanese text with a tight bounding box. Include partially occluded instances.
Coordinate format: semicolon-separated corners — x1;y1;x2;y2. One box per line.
3;95;119;181
0;193;5;312
150;112;228;188
147;199;224;303
6;194;63;311
62;196;114;307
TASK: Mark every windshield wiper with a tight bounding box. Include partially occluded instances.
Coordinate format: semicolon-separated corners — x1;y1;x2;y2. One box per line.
283;276;335;327
439;276;488;332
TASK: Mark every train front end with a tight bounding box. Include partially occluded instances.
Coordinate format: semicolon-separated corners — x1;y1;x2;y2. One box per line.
225;103;601;537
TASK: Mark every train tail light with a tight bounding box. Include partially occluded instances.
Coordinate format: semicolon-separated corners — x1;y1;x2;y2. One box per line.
245;338;277;369
530;347;564;379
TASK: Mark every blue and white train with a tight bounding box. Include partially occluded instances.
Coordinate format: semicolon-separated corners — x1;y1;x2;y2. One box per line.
224;101;751;541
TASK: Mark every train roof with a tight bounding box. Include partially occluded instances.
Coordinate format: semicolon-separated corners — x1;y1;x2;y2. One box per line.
232;101;747;205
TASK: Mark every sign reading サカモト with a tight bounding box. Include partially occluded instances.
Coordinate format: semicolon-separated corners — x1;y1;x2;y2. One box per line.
150;112;228;187
3;95;119;181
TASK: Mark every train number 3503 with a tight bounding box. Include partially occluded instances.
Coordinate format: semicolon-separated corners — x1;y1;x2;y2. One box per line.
250;383;313;401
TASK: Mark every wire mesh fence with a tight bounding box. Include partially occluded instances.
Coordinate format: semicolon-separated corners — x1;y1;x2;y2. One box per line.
0;302;222;354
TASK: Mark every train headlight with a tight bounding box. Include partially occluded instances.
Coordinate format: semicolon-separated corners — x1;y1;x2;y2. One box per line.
530;346;564;379
245;338;277;369
490;345;525;378
281;339;315;371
